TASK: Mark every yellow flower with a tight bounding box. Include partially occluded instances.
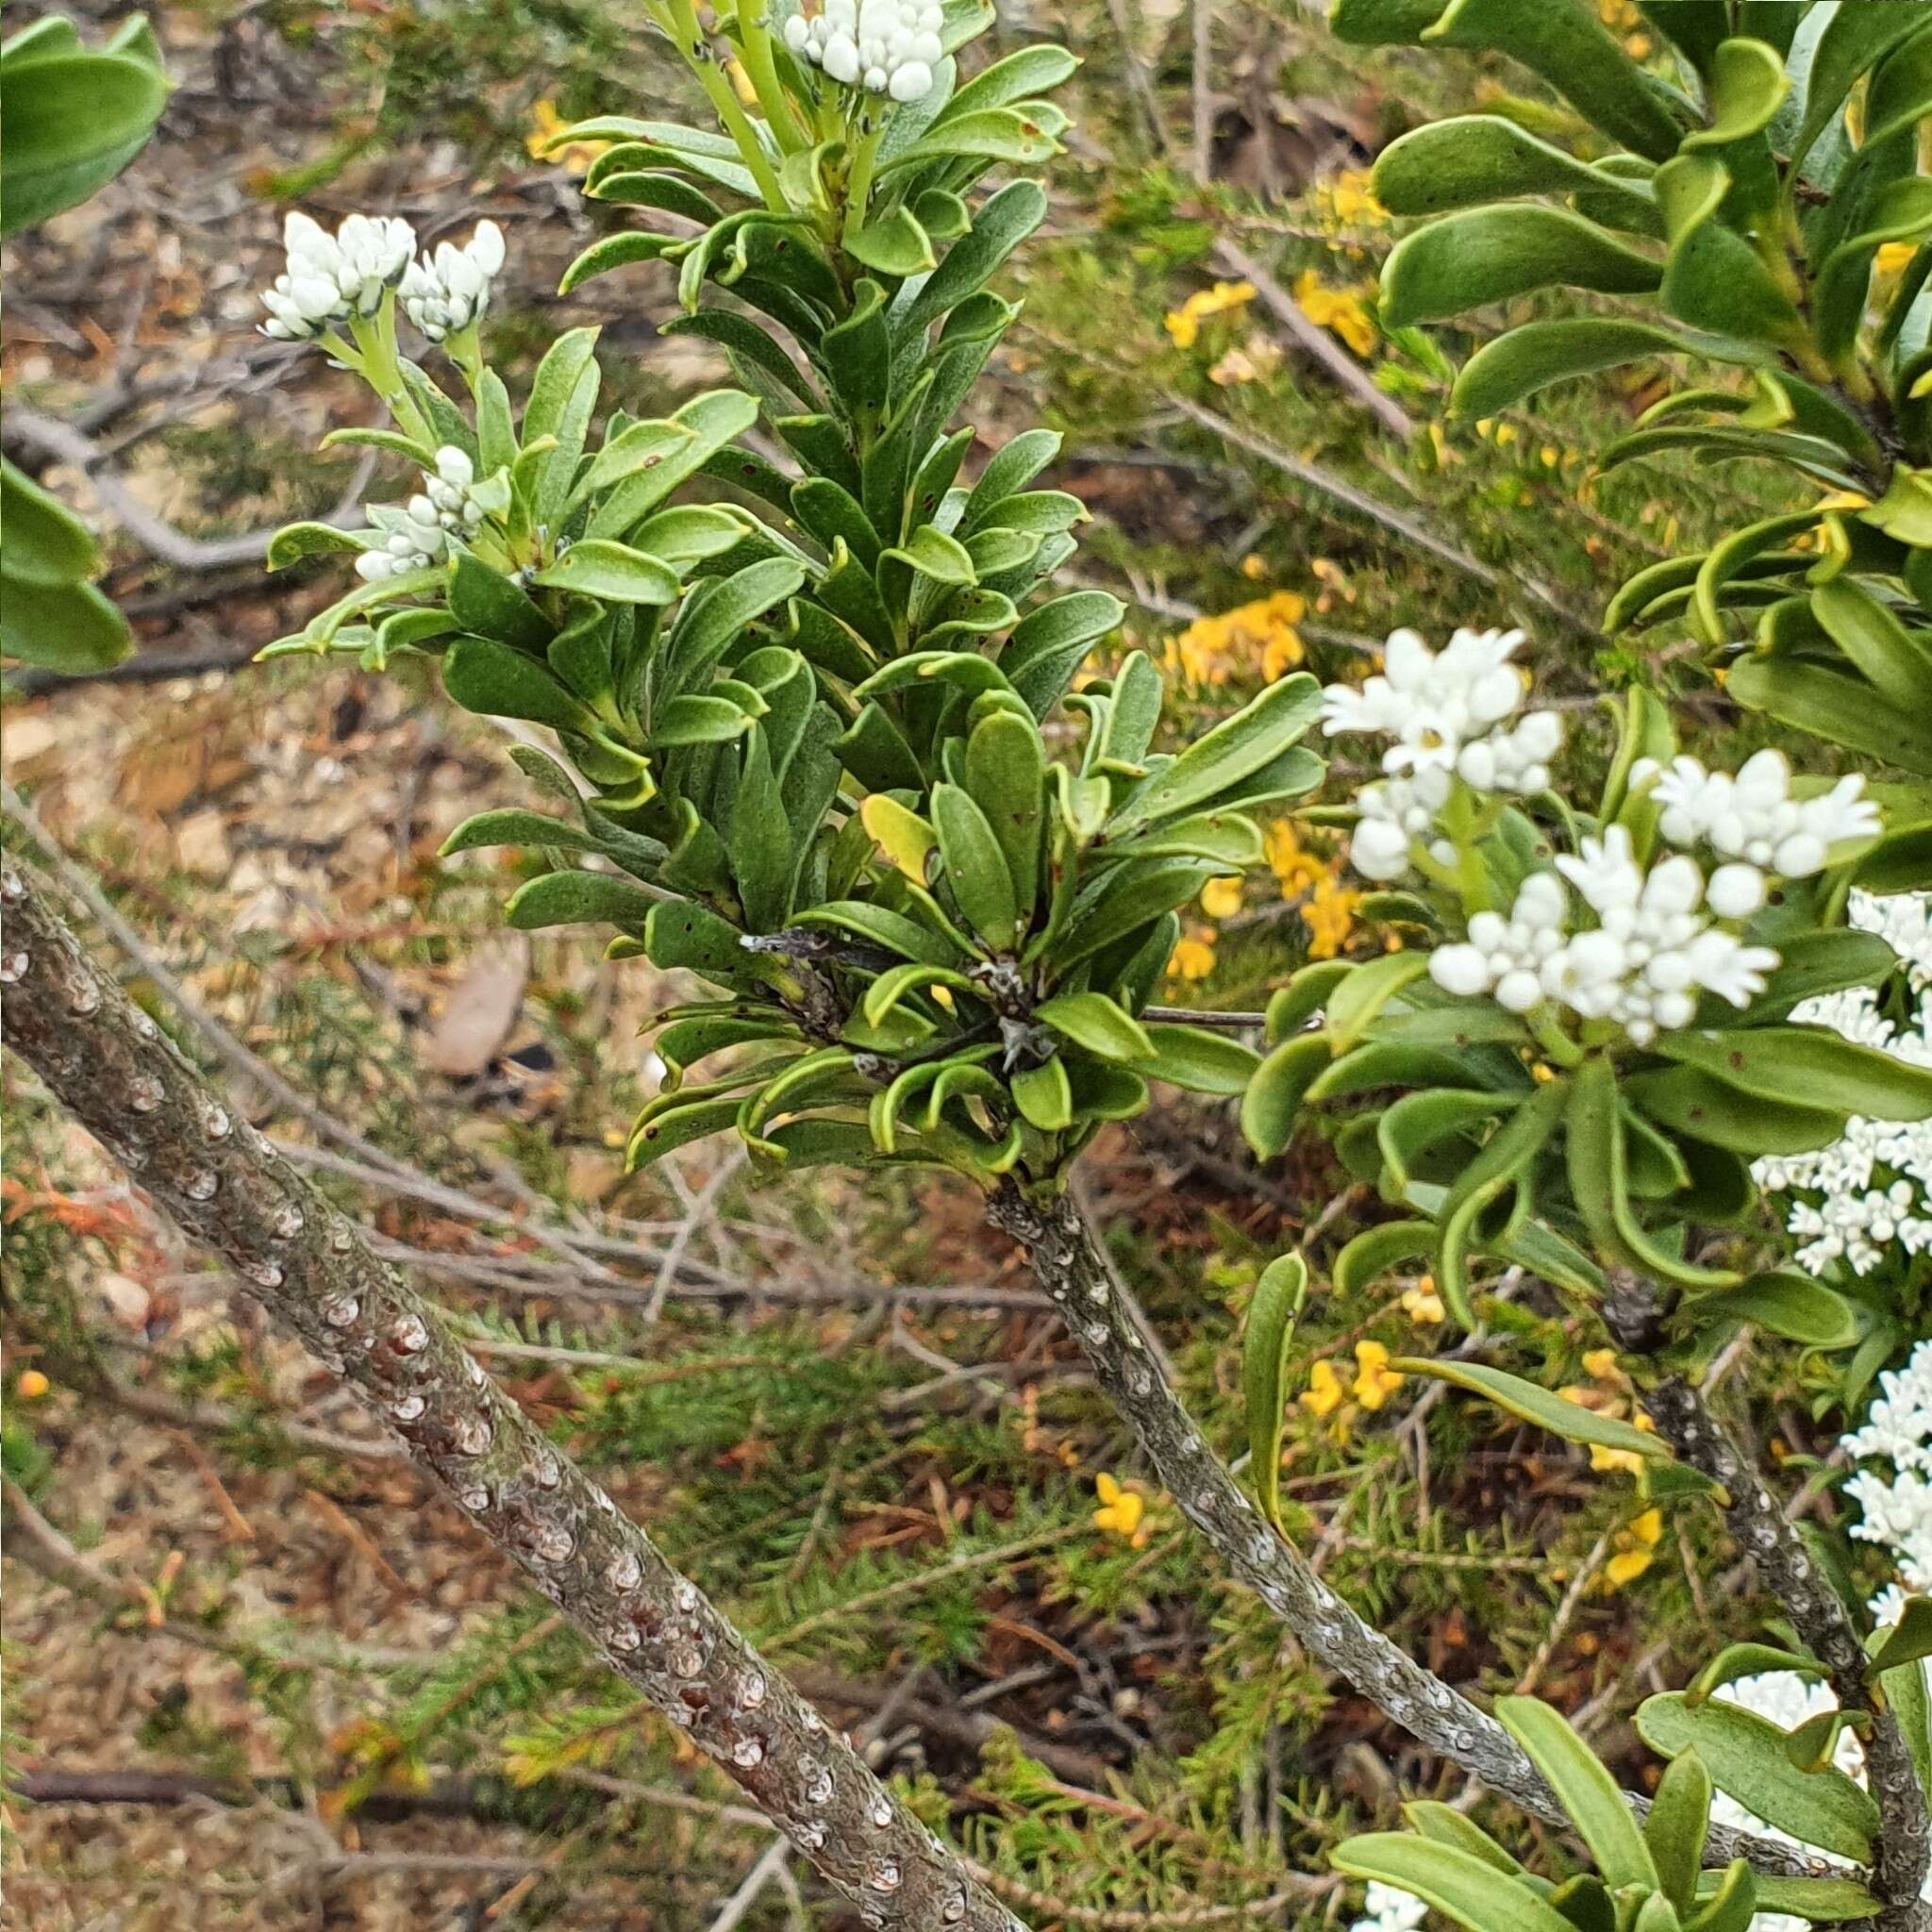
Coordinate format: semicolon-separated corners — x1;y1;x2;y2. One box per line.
526;99;611;174
1168;932;1217;981
1291;270;1377;358
1352;1341;1406;1411
1581;1347;1621;1383
1877;241;1920;278
15;1369;49;1401
1093;1473;1146;1541
1264;821;1328;897
1401;1278;1445;1325
1164;279;1257;350
1601;1507;1664;1592
1241;553;1268;581
1302;878;1360;961
1200;875;1245;921
1317;168;1388;229
1301;1358;1345;1418
1163;591;1306;689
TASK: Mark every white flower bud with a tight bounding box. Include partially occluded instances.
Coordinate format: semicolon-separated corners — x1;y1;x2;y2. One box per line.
1493;969;1543;1013
1429;944;1491;997
1707;862;1767;920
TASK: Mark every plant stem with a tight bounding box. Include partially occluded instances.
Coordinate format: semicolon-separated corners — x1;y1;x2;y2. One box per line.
842;119;884;249
987;1184;1870;1890
733;0;807;154
0;859;1024;1932
659;0;790;213
1604;1275;1931;1930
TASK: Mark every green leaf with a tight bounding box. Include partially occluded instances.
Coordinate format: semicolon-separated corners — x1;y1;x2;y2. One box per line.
1380;207;1663;329
1334;0;1688;161
1656;1026;1932;1123
1110;675;1323;832
1680;37;1789;150
531;539;683;605
1731;649;1932;769
1453;318;1735;417
876;109;1058;179
931;782;1020;950
1011;1055;1074;1132
1645;1750;1711;1913
964;709;1044;918
1333;1220;1435;1294
644;899;749;983
1130;1024;1261;1095
1323;951;1431;1049
1000;589;1124;719
1703;1874;1877;1924
1;43;167;238
1624;1065;1848;1158
1036;991;1155;1063
1392;1358;1669;1461
1494;1697;1658;1892
263;520;370;572
441;635;599;736
1329;1836;1574;1932
1810;578;1932;712
881;524;976;587
1374;116;1660;231
1568;1058;1741;1290
1869;1596;1932;1676
506;869;661;932
1789;5;1926;172
1376;1088;1517;1195
1265;961;1354;1043
0;574;131;673
1687;1643;1825;1708
450;552;551;652
1241;1034;1333;1159
1242;1252;1308;1536
440;809;601;858
1656;156;1807;351
795;900;960;967
1682;1273;1863;1350
1635;1694;1878;1863
1686;1859;1757;1932
2;458;99;585
1400;1802;1528;1877
941;42;1079;120
845;205;938;276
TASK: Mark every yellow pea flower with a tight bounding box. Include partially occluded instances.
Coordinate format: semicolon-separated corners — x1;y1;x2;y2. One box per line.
526;99;611;173
1292;270;1377;358
1352;1341;1406;1411
1093;1473;1146;1541
1163;280;1257;350
1168;932;1217;980
1601;1507;1665;1592
1581;1348;1621;1383
1200;875;1245;921
15;1369;50;1401
1401;1278;1445;1325
1302;878;1360;961
1300;1358;1345;1419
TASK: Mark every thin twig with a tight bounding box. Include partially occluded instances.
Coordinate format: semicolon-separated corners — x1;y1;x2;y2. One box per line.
4;403;373;571
1211;239;1414;441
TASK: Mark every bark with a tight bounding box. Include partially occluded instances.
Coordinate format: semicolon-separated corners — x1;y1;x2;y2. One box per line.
990;1184;1864;1890
0;860;1023;1932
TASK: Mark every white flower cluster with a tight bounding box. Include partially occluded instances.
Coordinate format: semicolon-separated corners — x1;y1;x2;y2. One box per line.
355;446;503;582
1346;1879;1427;1932
1708;1346;1932;1930
399;221;506;342
260;211;415;341
1755;893;1932;1276
1322;626;1562;881
783;0;943;103
1639;748;1881;909
1428;827;1780;1044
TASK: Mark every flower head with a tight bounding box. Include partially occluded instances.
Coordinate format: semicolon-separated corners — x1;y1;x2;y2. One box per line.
260;210;415;340
785;0;942;103
1352;1341;1405;1411
1641;748;1880;876
400;220;507;343
355;445;507;583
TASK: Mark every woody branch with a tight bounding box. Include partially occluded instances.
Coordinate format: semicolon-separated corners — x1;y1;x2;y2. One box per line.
0;858;1024;1932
